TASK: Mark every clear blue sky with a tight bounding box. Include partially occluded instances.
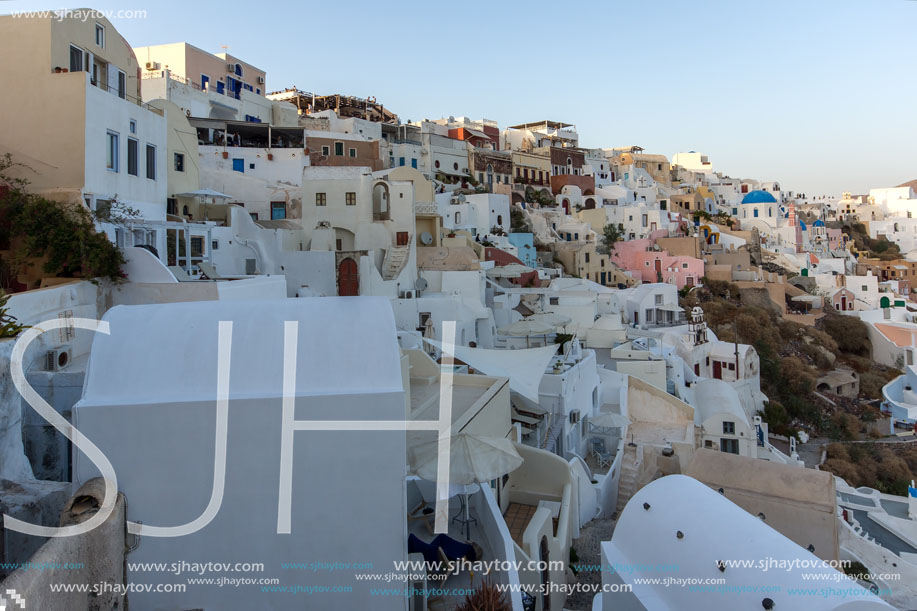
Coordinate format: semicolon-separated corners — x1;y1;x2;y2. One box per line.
8;0;917;196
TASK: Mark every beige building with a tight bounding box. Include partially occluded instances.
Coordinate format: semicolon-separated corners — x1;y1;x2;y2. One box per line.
553;241;637;288
134;42;267;97
684;449;840;562
0;11;167;226
632;153;671;186
511;149;552;188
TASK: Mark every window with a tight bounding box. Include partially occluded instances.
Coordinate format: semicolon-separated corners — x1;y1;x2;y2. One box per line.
117;70;125;99
190;236;204;258
106;131;119;171
549;297;559;305
145;144;156;179
722;421;735;435
399;157;405;167
453;162;458;171
321;145;330;156
212;240;219;251
345;192;356;206
315;192;326;206
234;63;243;77
334;142;344;156
720;438;739;454
201;74;210;91
249;212;259;221
585;253;590;263
174;152;185;172
69;45;84;72
126;138;138;176
435;160;441;169
411;158;417;169
167;198;177;215
129;119;136;134
95;23;105;47
349;147;356;158
271;202;286;220
232;158;244;173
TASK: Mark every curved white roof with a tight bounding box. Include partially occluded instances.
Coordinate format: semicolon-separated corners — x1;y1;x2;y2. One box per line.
81;298;404;406
607;475;891;610
691;378;750;426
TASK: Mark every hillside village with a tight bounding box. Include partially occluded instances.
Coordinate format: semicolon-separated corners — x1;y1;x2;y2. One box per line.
1;9;917;611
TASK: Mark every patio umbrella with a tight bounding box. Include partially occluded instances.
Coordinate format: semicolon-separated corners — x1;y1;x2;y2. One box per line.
174;188;233;199
486;263;535;279
591;411;629;430
409;433;523;539
497;319;555;337
497;319;555;348
525;312;572;329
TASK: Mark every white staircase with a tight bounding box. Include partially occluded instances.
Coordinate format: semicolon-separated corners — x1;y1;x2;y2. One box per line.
382;236;412;281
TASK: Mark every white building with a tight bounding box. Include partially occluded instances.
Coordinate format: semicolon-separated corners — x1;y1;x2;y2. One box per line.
73;298;409;611
597;475;891;610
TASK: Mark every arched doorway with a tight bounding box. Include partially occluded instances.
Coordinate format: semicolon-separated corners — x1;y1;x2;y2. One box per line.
372;182;390;221
338;258;358;296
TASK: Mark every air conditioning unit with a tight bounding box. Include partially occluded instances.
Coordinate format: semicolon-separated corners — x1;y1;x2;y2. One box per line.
227;63;235;72
46;346;72;372
144;61;160;71
257;76;265;84
399;290;414;299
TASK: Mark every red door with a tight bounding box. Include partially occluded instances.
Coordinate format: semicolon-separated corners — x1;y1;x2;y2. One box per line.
713;361;722;380
338;258;358;296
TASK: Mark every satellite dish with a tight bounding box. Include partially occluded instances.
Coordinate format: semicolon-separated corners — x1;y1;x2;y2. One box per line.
414;277;428;291
420;231;433;245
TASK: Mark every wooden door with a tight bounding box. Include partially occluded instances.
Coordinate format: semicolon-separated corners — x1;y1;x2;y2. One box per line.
338;258;358;296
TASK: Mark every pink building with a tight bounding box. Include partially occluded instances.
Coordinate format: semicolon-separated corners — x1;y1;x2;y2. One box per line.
612;239;704;289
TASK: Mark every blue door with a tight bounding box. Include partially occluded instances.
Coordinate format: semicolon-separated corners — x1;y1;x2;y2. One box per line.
201;74;209;91
232;158;244;173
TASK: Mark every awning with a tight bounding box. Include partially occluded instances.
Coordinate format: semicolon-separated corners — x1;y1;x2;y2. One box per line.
658;303;683;312
423;339;558;403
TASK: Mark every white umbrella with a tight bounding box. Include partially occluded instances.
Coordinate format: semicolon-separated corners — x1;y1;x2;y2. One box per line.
525;313;572;329
591;411;629;429
409;433;523;539
486;263;535;279
497;319;556;337
410;433;523;485
174;188;233;199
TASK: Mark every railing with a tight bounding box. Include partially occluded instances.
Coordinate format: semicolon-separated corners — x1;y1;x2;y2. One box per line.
414;202;438;215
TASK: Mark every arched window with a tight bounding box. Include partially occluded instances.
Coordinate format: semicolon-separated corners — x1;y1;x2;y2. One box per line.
497;215;503;225
455;211;461;224
435;160;440;169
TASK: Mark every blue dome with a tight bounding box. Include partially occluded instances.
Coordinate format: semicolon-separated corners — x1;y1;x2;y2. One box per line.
813;219;825;227
741;190;778;204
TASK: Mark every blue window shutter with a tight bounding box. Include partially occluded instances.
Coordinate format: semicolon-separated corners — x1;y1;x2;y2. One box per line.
411;158;417;169
232;158;244;173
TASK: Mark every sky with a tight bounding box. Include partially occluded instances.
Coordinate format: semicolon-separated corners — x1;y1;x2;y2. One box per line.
6;0;916;196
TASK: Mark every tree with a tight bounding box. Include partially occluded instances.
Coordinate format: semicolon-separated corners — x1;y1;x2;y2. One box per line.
600;224;622;255
0;153;126;286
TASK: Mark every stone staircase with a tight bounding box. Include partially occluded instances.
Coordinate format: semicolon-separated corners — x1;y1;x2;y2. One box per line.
382;236;412;281
615;444;640;515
